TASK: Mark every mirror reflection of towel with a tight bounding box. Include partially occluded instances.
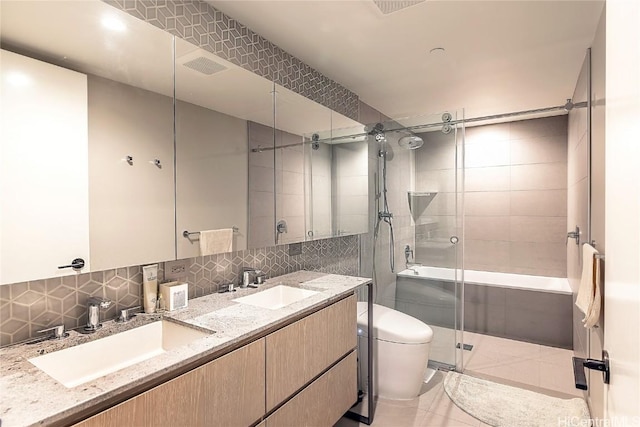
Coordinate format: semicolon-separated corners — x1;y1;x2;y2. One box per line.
575;244;601;328
199;229;233;256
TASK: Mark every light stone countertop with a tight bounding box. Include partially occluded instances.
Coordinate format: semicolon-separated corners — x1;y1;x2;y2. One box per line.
0;271;371;427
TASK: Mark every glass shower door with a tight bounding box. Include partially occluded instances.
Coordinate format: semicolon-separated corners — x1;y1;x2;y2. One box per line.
392;110;464;369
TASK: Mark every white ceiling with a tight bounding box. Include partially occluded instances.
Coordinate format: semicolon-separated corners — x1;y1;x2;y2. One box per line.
0;0;360;137
209;0;605;120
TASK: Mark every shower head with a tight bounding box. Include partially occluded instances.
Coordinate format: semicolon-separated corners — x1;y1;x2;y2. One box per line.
398;135;424;150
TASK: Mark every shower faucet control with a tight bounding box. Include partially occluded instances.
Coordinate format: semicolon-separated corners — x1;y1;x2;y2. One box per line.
404;245;414;265
566;225;580;245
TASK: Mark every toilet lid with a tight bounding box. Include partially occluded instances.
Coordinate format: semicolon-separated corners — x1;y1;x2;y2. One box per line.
356;302;433;344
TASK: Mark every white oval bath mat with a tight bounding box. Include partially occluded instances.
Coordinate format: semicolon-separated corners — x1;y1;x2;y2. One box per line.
444;371;591;427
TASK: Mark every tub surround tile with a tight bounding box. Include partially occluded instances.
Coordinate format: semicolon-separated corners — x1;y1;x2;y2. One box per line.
0;271;370;427
440;117;568;278
510;135;568;165
509;115;567;140
464;140;511;168
464;240;511;268
396;280;573;348
510;242;567;273
509;216;567;243
465;122;511;144
464;302;506;337
465;166;511;192
464;192;510;216
465;216;511;241
510;163;567;191
509;189;567;217
504;306;572;348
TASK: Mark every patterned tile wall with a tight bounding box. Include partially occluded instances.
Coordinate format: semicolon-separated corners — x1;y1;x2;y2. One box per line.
104;0;360;121
0;235;359;347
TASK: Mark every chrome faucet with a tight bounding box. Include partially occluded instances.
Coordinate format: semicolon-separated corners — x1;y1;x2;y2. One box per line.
84;297;112;332
37;324;68;340
404;244;414;267
240;267;267;288
116;305;141;323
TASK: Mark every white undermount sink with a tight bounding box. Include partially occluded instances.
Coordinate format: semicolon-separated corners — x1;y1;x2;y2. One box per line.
29;320;209;388
233;285;319;310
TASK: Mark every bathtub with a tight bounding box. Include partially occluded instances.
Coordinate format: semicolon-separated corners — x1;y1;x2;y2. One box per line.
397;266;572;295
395;266;573;348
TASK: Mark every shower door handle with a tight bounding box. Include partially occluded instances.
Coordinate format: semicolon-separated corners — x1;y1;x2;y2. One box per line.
450;236;459;244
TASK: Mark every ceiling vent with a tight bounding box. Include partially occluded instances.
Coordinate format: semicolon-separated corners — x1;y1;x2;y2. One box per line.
182;56;227;75
373;0;425;14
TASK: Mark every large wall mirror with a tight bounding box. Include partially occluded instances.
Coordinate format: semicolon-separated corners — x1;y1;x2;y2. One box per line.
0;0;369;286
0;1;176;284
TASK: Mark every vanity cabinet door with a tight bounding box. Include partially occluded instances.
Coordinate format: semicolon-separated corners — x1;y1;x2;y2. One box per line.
265;350;357;427
266;294;356;412
326;294;357;364
74;338;265;427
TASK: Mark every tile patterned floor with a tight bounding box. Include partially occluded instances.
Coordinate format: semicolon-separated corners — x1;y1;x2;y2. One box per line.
336;332;583;427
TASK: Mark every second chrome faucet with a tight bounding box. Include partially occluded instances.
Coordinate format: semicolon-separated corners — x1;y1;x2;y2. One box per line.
84;297;112;332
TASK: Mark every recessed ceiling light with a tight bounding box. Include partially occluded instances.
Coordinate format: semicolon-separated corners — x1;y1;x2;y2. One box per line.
6;71;32;87
429;47;446;55
101;15;126;32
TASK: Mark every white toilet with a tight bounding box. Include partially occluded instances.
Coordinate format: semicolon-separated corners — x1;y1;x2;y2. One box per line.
357;302;434;400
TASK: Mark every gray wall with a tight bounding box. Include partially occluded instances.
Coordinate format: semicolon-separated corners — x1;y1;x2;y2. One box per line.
358;102;415;307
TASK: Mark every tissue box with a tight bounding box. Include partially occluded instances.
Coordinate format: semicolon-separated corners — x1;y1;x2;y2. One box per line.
160;282;188;311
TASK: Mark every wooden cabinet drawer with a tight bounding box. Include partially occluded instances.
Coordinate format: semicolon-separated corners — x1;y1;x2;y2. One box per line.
75;339;265;427
265;350;357;427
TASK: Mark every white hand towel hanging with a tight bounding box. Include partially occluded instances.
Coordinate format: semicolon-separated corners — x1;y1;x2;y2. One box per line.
199;229;233;256
575;244;602;328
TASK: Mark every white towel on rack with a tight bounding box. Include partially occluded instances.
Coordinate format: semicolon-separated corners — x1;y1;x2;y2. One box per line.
199;229;233;256
575;244;602;328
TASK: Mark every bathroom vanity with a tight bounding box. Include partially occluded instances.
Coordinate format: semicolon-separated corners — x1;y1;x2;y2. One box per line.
0;272;370;427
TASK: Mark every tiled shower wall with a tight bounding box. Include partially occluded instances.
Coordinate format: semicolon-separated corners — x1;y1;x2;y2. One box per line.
358;102;415;307
0;236;359;346
415;116;568;277
463;116;568;277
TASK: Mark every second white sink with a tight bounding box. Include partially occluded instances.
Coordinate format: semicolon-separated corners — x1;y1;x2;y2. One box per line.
233;285;319;310
29;320;209;388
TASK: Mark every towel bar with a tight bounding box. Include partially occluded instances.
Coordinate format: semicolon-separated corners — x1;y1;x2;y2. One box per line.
582;242;605;259
183;227;239;238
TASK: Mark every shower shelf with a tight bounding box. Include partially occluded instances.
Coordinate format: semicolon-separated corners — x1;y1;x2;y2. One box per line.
407;191;438;220
408;191;436;197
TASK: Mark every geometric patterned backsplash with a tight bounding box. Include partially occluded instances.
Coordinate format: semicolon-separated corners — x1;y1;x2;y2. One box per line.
0;235;359;347
104;0;360;120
